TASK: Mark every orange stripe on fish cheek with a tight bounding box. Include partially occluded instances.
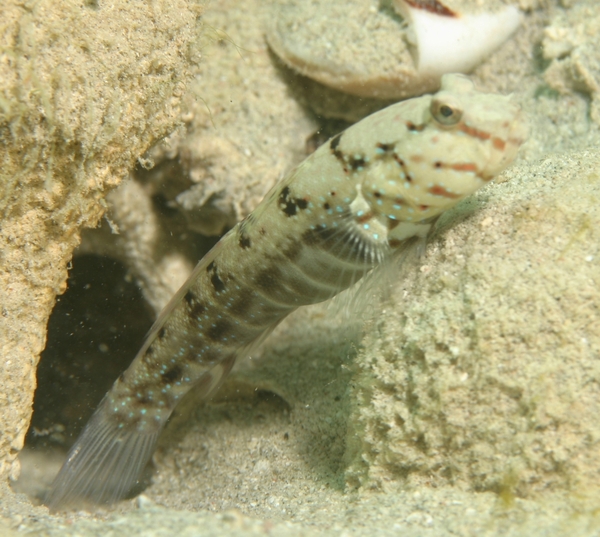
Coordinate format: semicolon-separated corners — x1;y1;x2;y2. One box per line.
450;162;478;172
458;122;491;141
428;185;461;198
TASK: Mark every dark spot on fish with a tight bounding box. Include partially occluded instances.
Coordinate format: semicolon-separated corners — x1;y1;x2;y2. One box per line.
208;319;232;342
158;327;166;339
228;289;254;317
136;392;153;405
329;133;343;162
206;261;226;293
146;345;155;355
302;224;338;247
330;134;363;174
162;365;182;384
191;301;205;318
406;121;426;132
239;233;251;249
255;267;281;292
279;186;297;216
349;155;367;171
281;242;301;262
253;263;297;302
211;272;225;293
279;185;309;217
283;204;296;217
238;220;251;249
324;202;330;210
296;198;308;210
184;290;206;316
376;142;395;153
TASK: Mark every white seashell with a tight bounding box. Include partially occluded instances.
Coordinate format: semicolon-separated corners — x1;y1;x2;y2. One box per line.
394;0;522;78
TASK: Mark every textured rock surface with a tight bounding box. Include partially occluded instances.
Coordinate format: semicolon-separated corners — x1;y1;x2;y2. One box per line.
0;0;204;482
543;0;600;125
345;151;600;502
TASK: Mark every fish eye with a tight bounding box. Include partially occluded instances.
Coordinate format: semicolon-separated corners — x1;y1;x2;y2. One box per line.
431;97;462;126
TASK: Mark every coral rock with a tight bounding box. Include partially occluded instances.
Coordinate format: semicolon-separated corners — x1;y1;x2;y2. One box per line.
0;0;205;483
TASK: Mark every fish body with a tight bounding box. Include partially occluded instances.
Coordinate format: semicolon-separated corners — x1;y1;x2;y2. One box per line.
46;74;527;510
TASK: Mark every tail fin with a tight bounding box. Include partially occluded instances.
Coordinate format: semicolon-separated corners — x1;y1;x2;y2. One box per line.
45;399;160;512
44;354;244;511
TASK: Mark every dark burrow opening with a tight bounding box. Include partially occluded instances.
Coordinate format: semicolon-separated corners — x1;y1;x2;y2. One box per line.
15;254;153;503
